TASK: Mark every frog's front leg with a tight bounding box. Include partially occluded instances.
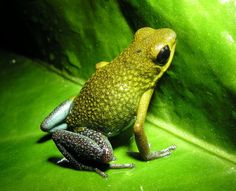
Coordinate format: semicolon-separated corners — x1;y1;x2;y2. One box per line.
40;97;75;133
52;128;134;178
134;89;176;161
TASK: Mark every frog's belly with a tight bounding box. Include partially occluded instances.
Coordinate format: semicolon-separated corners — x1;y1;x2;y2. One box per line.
66;90;140;137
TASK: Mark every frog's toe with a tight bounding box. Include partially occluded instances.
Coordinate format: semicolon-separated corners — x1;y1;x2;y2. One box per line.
94;168;108;178
56;157;69;164
159;144;176;153
109;163;135;169
146;144;177;160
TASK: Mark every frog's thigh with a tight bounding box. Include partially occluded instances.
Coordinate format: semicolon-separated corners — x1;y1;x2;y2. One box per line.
53;130;109;177
53;129;134;177
40;97;75;133
76;127;114;161
52;129;114;164
96;61;110;69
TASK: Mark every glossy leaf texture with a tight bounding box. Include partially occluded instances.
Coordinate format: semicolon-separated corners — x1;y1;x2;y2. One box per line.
0;0;236;190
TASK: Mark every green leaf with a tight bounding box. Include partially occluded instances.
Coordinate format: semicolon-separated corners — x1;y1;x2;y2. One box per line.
0;0;236;190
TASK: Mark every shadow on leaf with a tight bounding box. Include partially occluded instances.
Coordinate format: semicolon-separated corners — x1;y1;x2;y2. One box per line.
37;134;52;143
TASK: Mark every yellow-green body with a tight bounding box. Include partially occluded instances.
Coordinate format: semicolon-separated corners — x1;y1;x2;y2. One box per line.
67;46;159;137
67;27;176;138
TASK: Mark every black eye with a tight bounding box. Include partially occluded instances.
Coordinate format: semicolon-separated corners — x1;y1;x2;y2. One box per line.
155;45;170;65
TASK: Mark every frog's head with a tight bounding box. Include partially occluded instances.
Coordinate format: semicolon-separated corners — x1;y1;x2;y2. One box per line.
133;27;176;81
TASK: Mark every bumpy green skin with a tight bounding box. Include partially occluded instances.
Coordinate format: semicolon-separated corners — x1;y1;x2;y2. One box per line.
66;28;175;137
66;46;162;137
67;53;160;137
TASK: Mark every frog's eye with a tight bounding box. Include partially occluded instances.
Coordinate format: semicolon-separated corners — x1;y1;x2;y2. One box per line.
155;45;170;66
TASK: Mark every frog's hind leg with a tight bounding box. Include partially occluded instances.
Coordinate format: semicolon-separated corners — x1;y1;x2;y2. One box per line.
53;139;108;177
52;128;134;177
40;98;74;133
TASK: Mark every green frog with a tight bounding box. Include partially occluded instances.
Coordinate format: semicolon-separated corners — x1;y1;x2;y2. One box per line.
41;27;177;177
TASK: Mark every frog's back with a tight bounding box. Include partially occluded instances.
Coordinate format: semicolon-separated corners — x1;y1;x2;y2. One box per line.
66;52;159;137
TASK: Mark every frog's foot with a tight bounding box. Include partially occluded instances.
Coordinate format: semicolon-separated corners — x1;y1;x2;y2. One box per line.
145;144;176;160
40;98;74;133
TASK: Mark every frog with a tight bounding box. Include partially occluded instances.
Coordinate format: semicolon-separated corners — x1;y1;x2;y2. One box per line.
40;27;177;178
